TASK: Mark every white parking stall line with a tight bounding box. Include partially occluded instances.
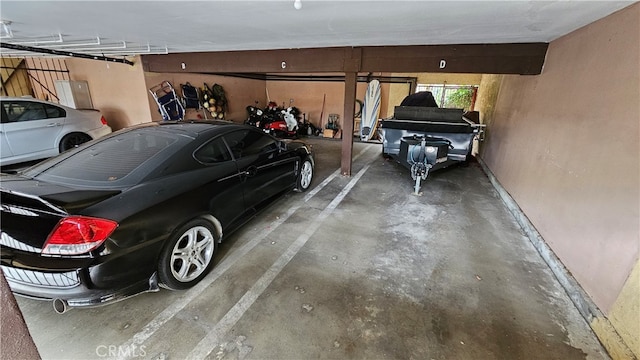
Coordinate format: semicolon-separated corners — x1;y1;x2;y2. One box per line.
186;163;372;360
303;145;368;202
117;145;375;358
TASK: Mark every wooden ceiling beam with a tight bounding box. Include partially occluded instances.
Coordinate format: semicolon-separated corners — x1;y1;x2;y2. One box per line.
359;43;548;74
142;43;548;75
143;47;348;74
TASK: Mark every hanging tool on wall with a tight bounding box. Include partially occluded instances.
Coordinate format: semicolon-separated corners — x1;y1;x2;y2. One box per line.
319;93;326;128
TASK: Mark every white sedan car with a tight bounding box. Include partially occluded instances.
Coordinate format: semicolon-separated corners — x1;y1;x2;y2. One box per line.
0;97;112;166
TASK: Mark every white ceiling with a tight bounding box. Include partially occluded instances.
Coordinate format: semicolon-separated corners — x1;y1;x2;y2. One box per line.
0;1;635;57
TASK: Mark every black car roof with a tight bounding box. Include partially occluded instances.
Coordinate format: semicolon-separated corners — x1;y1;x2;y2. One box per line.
133;120;248;138
20;120;256;189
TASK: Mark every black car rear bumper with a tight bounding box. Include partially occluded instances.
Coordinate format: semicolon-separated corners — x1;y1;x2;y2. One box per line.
0;235;163;309
3;266;159;309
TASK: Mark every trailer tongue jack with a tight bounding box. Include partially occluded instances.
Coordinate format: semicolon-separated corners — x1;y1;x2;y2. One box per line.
408;137;432;196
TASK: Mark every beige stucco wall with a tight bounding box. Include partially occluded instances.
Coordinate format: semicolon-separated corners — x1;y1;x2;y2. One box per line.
475;74;503;126
480;3;639;356
66;56;151;130
266;79;391;131
143;72;266;123
265;80;345;129
139;74;392;131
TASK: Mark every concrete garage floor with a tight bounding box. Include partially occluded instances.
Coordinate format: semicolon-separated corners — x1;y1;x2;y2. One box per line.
15;138;608;360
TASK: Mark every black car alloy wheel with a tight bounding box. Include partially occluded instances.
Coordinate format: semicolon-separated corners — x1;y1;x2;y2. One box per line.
295;158;313;192
158;219;217;290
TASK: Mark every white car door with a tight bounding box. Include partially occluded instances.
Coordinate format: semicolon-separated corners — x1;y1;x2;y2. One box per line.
1;100;65;161
0;122;14;160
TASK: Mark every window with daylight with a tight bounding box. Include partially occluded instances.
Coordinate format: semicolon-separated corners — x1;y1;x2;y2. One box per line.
415;84;478;111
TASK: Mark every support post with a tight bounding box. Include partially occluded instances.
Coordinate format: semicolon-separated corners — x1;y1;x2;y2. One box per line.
0;271;41;359
341;72;357;176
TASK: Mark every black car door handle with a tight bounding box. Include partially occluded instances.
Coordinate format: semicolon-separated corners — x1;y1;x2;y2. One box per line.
243;166;258;177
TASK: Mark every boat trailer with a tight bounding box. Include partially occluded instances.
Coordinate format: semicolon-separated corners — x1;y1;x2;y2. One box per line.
381;106;485;195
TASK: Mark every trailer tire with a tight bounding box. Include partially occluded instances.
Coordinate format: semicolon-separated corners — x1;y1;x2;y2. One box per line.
461;147;475;167
381;144;391;159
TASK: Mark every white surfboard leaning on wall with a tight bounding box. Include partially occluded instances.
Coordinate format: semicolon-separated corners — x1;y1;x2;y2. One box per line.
360;79;381;141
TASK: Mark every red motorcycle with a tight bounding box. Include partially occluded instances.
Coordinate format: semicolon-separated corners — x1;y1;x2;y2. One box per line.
246;101;298;138
268;105;299;138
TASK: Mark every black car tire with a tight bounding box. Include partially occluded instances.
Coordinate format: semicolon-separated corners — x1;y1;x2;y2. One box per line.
59;133;91;152
158;219;217;290
295;158;313;192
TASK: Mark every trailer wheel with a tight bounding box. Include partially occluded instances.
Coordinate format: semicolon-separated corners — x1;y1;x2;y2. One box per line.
381;144;391;159
461;147;475;167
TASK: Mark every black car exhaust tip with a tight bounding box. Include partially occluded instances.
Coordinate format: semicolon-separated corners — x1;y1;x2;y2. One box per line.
52;298;70;314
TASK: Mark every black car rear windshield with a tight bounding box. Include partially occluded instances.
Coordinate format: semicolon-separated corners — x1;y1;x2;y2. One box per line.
24;129;188;187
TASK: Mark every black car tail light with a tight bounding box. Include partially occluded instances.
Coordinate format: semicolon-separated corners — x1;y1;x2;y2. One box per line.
42;216;118;255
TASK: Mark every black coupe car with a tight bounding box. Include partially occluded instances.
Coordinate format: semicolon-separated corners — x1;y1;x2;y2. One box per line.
0;121;314;313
